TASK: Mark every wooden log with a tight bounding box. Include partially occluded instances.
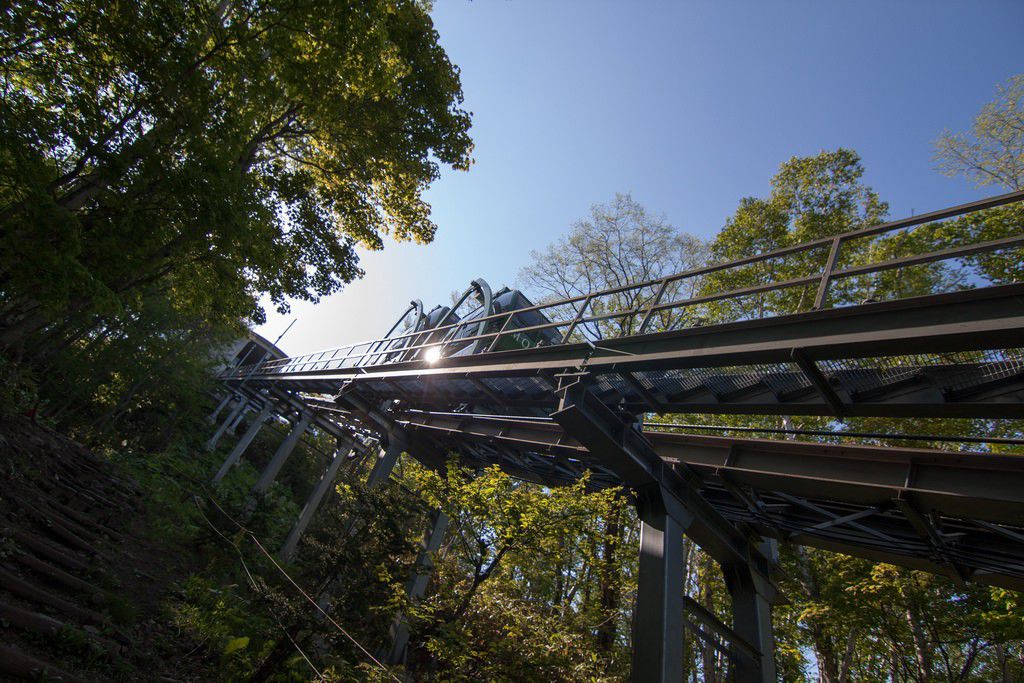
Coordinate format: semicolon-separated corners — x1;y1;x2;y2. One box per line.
11;552;104;602
0;600;119;653
6;529;92;574
0;643;85;683
0;566;107;626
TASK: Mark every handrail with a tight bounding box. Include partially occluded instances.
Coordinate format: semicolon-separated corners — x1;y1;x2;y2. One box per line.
224;188;1024;380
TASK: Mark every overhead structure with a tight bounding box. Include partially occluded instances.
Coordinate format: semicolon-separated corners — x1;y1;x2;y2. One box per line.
218;189;1024;682
392;409;1024;591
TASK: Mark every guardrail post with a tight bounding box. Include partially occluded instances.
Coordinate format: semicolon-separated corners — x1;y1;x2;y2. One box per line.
206;394;248;451
813;237;843;310
560;295;592;344
280;442;354;559
212;402;274;484
485;312;515;353
637;278;670;335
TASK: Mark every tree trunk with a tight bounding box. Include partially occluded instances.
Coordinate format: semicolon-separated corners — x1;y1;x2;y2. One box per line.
553;535;565;611
792;546;840;683
837;629;856;683
699;552;718;683
596;507;621;654
994;644;1009;683
904;603;932;682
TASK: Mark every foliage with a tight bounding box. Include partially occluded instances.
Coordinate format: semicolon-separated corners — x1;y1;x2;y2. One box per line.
935;74;1024;191
518;192;710;339
398;461;635;680
3;18;1022;678
0;0;473;351
700;148;889;321
512;148;1024;682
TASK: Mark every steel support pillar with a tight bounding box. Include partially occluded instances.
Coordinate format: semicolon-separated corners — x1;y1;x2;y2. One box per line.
366;432;407;489
212;402;274;484
343;446;371;477
632;489;685;683
251;412;312;494
206;395;248;451
315;430;409;614
228;403;251;432
208;392;235;423
386;509;449;665
551;377;777;683
724;541;778;683
280;443;354;559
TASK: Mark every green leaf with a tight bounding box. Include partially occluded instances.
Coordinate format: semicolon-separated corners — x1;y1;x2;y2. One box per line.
223;636;249;655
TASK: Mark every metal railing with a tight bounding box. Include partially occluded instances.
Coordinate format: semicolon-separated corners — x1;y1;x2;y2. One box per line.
225;189;1024;379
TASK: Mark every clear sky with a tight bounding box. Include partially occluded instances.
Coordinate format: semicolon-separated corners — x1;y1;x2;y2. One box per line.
257;0;1024;355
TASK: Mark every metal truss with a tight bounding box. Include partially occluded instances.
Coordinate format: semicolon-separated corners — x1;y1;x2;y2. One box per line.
228;284;1024;419
393;409;1024;592
215;190;1024;682
225;190;1024;419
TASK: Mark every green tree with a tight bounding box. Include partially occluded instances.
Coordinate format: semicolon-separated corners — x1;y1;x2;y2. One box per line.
0;0;473;349
702;148;888;321
518;192;709;339
402;461;632;680
935;74;1024;191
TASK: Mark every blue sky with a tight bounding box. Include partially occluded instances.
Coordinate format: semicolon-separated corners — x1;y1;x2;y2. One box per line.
258;0;1024;354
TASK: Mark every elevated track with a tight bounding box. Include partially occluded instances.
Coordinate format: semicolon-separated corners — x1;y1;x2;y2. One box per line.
219;188;1024;682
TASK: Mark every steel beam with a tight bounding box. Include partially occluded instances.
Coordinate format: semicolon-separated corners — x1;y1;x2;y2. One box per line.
397;411;1024;526
251;412;312;494
554;382;766;574
724;558;777;683
397;409;1024;590
206;394;249;451
212;402;273;484
366;432;407;489
314;429;410;615
632;491;685;683
386;510;449;665
280;442;355;559
551;379;776;682
208;393;235;423
682;594;759;665
228;404;251;431
228;285;1024;404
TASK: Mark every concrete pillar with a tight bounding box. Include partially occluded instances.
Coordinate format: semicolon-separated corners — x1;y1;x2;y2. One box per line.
251;412;312;494
206;395;248;451
386;510;449;665
208;392;234;423
212;403;274;484
631;493;685;683
280;443;354;559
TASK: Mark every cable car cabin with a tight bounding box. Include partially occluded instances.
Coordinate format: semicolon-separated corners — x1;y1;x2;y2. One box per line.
445;287;561;356
401;304;458;362
373;303;458;364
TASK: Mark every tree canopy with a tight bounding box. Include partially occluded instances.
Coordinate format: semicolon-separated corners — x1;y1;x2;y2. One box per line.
1;0;473;348
935;74;1024;191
